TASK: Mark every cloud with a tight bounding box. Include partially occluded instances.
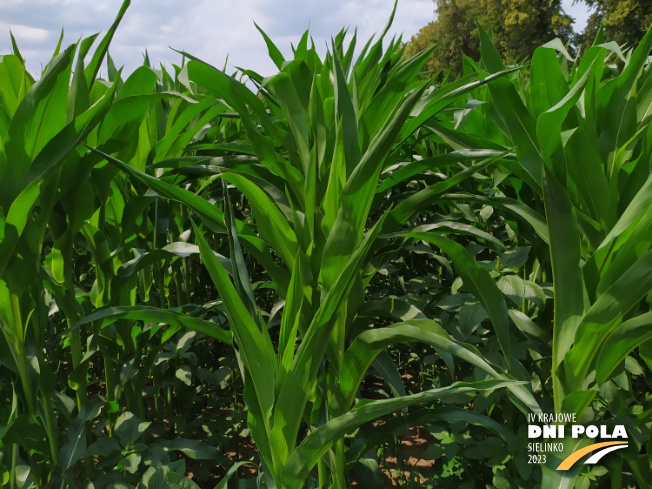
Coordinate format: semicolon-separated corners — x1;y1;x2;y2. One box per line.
7;24;50;42
0;0;115;31
0;0;590;79
0;0;435;77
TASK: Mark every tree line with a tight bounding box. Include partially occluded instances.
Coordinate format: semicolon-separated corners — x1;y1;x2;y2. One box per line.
404;0;652;77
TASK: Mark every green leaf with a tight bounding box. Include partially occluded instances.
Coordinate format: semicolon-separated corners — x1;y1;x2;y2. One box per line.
536;62;592;175
441;193;549;243
278;251;305;372
99;149;290;292
2;414;49;456
600;25;652;177
67;34;98;122
478;27;543;190
496;275;546;309
562;249;652;394
114;411;150;447
339;319;537;412
159;438;219;460
321;75;428;288
508;310;548;340
0;73;118;278
400;232;513;370
0;55;28;118
530;47;569;118
281;380;518;489
270;214;388;468
118;66;158;98
118;242;232;278
255;23;286;70
593;204;652;297
86;436;121;457
222;172;298;270
376;150;505;194
194;224;277;431
185;59;304;198
9;31;25;64
543;167;584;410
398;69;520;146
596;312;652;384
597;172;652;251
214;462;256;489
93;149;226;233
84;0;131;88
500;246;530;270
411;221;506;253
221;176;259;320
119;452;141;474
75;305;232;345
563;126;615;230
384;153;505;233
165;472;202;489
2;44;75;202
58;397;104;471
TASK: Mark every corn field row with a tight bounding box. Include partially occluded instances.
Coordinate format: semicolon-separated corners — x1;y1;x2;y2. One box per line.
0;1;651;487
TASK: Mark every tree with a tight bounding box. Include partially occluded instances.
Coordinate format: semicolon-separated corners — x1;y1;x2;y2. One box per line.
403;0;480;77
575;0;652;53
404;0;574;77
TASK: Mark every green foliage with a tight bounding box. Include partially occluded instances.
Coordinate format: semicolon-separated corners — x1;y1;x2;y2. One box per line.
575;0;652;53
0;2;651;488
404;0;574;77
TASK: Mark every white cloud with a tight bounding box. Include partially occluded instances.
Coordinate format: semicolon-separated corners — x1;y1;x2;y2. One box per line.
6;24;50;42
0;0;593;79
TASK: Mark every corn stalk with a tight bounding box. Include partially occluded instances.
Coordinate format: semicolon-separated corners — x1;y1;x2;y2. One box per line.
103;11;535;486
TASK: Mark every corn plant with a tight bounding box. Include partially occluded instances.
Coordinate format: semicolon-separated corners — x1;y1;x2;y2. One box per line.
97;7;545;486
5;0;650;486
0;0;132;480
0;2;235;485
421;24;652;488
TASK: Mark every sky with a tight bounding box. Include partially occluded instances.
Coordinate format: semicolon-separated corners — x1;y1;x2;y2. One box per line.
0;0;592;79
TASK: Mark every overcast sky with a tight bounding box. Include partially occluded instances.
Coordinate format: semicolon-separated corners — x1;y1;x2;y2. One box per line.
1;0;591;79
